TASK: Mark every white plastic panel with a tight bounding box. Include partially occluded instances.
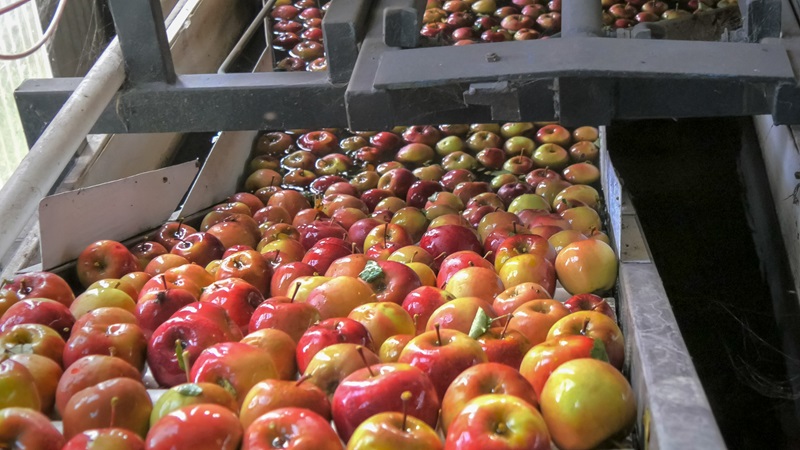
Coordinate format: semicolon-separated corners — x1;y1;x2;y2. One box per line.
38;161;199;269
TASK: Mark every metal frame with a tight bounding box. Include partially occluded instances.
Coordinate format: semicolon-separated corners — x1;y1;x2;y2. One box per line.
14;0;800;137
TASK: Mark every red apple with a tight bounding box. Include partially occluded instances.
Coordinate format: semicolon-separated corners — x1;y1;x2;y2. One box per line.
507;299;569;346
402;286;455;335
564;293;616;322
76;240;140;288
6;271;75;308
62;377;151;440
0;407;65;449
145;404;242;450
296;318;373;373
441;362;538;432
147;302;242;387
399;328;488;402
519;335;608;400
199;278;265;336
332;361;440;443
63;320;147;372
62;428;145;450
55;355;140;416
358;260;422;305
492;282;551;316
444;394;550;450
242;407;341;450
215;250;272;296
239;376;331;429
547;310;625;369
426;297;496;335
190;341;278;407
0;298;74;340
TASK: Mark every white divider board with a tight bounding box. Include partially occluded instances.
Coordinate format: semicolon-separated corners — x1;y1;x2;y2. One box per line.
38;161;200;270
175;130;258;219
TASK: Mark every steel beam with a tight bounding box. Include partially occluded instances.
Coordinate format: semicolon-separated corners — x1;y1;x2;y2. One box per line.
107;0;176;84
561;0;602;38
322;0;372;83
16;72;347;135
374;39;793;88
743;0;782;42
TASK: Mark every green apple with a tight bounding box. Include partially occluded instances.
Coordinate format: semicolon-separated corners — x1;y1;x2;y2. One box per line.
150;382;238;427
436;136;466;156
441;152;478;171
531;144;569;171
347;407;443;450
0;358;40;411
500;122;535;139
508;194;551;214
503;136;536;157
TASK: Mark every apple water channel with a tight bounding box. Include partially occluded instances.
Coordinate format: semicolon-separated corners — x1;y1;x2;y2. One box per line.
608;118;800;450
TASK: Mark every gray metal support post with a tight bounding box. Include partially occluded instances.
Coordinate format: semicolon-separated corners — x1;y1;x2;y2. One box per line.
561;0;603;38
743;0;782;42
322;0;372;83
107;0;176;84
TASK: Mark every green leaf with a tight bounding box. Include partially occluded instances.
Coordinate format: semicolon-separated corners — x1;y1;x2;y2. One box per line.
7;344;33;355
468;308;492;340
175;383;204;397
590;338;609;363
359;260;384;283
175;341;186;372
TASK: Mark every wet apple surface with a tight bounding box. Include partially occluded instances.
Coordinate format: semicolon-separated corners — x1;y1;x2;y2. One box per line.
6;117;641;449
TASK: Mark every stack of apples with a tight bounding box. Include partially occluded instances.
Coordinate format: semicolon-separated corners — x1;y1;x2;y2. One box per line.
271;0;330;72
421;0;738;45
0;119;636;449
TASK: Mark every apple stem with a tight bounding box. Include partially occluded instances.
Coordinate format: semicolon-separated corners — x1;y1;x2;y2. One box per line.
383;224;388;245
411;251;418;263
175;343;191;382
483;250;493;259
401;391;412;432
110;396;119;428
295;374;312;386
580;318;591;336
435;252;447;262
435;323;442;347
160;275;167;291
291;282;301;303
512;222;518;234
108;346;117;358
356;346;375;377
413;313;420;328
501;314;513;339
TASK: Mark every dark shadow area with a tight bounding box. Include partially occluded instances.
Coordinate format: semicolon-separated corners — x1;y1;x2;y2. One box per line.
608;118;800;450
